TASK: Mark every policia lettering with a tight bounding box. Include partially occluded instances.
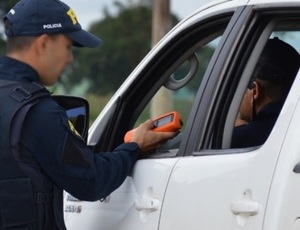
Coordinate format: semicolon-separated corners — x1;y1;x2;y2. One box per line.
43;9;78;30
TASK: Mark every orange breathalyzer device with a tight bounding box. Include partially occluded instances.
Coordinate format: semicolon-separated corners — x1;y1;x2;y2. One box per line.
124;111;183;143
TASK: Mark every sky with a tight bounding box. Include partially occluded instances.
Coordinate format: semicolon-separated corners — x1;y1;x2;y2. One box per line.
62;0;212;29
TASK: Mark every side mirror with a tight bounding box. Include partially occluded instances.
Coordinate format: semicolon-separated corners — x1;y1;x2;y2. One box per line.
52;95;89;140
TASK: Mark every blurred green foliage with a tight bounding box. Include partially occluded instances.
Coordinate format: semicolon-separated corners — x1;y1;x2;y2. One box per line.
63;3;178;96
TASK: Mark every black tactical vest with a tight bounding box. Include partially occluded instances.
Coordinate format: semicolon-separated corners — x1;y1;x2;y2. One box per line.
0;79;66;229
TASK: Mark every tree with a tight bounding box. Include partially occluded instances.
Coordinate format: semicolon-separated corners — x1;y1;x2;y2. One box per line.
0;0;18;15
63;2;178;95
150;0;172;117
62;3;152;95
0;39;5;56
0;0;19;54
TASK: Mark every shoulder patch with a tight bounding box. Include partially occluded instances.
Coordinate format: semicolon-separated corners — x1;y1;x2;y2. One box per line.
68;120;81;137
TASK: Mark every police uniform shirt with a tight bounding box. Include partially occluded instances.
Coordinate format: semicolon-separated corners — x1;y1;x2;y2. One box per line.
0;56;140;201
231;100;284;149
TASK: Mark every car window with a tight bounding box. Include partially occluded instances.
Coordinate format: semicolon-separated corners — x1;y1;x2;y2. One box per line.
135;37;221;132
124;34;224;157
90;11;233;154
229;19;300;148
194;16;300;154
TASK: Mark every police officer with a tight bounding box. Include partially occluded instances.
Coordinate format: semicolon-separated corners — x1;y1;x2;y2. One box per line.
0;0;177;229
231;38;300;148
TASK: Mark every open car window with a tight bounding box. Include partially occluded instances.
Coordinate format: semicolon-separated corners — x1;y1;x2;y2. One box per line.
129;36;223;157
193;15;300;154
225;19;300;149
91;9;237;158
138;39;221;121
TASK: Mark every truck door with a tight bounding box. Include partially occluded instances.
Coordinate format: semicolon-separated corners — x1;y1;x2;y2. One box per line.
262;72;300;229
159;4;300;230
64;2;240;228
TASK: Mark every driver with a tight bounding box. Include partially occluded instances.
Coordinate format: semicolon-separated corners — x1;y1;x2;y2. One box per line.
231;37;300;148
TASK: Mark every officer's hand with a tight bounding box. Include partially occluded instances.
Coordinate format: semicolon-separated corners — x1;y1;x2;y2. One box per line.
131;119;178;154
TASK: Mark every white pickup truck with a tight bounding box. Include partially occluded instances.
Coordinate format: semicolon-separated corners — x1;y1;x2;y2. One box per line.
63;0;300;229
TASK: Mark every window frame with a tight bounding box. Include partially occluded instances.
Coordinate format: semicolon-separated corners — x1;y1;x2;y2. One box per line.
189;6;300;156
92;11;236;154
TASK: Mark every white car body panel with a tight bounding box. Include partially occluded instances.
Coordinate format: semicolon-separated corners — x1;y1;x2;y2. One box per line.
64;158;179;230
157;72;300;229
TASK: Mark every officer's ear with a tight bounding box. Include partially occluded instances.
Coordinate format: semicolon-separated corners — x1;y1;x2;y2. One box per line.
252;80;263;100
33;34;52;55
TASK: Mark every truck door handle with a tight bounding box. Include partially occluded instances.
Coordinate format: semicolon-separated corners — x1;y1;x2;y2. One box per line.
293;162;300;173
230;200;260;216
134;197;160;212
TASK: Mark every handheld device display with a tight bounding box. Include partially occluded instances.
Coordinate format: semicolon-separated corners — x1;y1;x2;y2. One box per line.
124;111;183;143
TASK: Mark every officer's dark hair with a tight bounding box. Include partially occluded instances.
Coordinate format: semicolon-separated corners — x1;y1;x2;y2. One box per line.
5;37;37;53
4;19;37;53
255;79;288;101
